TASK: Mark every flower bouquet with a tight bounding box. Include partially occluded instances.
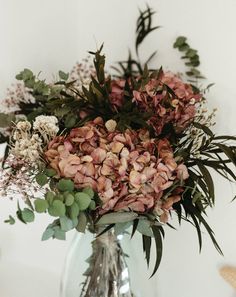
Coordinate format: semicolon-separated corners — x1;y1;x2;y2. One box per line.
0;6;236;297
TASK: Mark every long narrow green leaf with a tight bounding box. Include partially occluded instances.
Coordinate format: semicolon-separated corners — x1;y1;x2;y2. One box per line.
213;143;236;166
131;219;139;238
150;225;163;277
196;161;215;205
142;235;152;267
190;214;202;252
183;201;223;255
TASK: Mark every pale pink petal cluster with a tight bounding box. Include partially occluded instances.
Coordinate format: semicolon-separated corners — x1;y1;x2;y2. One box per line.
132;71;202;135
45;117;189;217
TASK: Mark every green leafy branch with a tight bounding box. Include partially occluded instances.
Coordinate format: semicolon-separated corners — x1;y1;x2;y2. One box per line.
172;123;236;252
114;5;160;78
136;5;160;53
173;36;204;79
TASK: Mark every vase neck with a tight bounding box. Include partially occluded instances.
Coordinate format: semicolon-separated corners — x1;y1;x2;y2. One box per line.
80;229;134;297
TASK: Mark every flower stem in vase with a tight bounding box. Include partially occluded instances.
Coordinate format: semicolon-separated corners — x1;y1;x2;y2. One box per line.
79;230;134;297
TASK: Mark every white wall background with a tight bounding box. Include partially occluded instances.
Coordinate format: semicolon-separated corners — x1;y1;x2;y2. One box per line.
0;0;236;296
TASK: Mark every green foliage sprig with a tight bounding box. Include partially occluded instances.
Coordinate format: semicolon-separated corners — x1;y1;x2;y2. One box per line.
174;36;204;79
136;5;160;53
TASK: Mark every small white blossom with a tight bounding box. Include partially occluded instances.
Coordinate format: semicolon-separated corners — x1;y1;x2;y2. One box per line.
33;115;59;142
11;133;42;163
16;120;31;131
105;119;117;132
10;116;59;164
189;98;196;105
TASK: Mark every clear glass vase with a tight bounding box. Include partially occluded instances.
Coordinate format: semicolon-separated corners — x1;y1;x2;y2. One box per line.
60;229;157;297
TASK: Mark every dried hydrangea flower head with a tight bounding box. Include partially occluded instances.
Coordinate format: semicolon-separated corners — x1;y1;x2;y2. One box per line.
132;71;202;135
45;117;189;222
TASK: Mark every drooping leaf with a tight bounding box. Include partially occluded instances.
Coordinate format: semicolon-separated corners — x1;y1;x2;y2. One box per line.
114;221;132;235
21;208;35;223
76;212;87;233
96;224;115;237
97;212;138;225
54;227;66;240
190;214;202;252
193;122;214;137
142;235;152;267
131;219;139;238
196;161;215;204
42;227;54;241
150;225;163;277
60;216;73;232
214;143;236;166
137;219;153;237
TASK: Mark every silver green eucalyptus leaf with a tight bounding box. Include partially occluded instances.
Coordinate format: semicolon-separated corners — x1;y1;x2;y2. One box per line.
114;221;132;235
97;212;138;225
137;219;153;237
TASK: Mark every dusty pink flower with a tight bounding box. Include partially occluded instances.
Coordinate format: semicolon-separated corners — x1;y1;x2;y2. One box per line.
176;164;189;180
162;195;181;210
132;71;202;135
45;117;189;219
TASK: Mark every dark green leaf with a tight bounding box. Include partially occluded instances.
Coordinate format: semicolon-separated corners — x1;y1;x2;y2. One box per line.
65;114;77;128
142;235;152;267
59;70;69;81
131;219;139;238
150;225;163;277
196;161;215;204
35;173;48;187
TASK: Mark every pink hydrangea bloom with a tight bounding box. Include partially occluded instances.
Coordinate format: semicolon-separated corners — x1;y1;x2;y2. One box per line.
132;71;202;135
45;118;189;217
